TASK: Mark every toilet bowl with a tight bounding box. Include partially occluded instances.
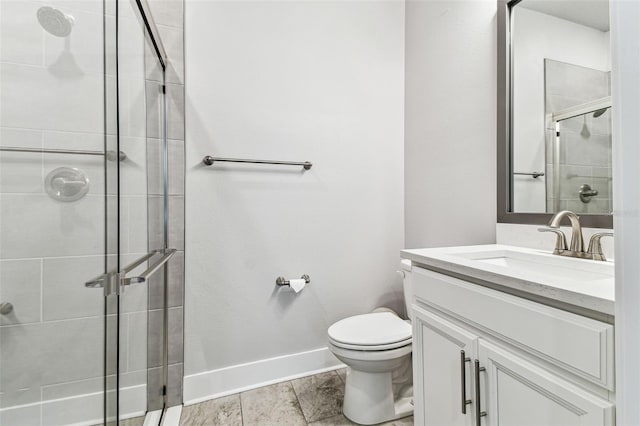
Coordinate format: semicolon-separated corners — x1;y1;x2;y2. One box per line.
328;260;414;425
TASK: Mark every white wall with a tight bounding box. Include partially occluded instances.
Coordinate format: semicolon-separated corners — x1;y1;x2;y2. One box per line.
404;0;497;249
512;7;610;212
184;0;405;402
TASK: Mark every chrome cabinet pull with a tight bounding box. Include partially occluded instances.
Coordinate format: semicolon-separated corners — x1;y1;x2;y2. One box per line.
474;359;487;426
460;350;471;414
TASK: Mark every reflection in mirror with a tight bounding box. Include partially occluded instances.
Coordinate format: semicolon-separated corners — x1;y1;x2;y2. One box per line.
510;0;611;216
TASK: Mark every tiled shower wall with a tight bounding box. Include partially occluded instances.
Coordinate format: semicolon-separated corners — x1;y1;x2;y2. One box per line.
545;59;612;214
146;0;186;409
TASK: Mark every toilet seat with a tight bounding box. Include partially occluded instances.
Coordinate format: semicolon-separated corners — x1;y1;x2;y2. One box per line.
329;336;412;351
328;312;412;351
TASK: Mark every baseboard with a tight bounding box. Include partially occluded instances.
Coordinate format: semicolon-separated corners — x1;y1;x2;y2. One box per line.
183;347;345;405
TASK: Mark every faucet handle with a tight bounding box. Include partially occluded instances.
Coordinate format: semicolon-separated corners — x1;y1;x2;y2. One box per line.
538;227;568;254
587;232;614;261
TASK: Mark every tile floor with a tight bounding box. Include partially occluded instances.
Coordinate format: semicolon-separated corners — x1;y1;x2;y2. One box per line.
179;369;414;426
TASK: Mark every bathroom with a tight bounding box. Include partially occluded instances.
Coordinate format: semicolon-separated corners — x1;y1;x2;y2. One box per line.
0;0;636;425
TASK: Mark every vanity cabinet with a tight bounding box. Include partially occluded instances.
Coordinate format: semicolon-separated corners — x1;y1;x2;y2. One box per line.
411;266;615;426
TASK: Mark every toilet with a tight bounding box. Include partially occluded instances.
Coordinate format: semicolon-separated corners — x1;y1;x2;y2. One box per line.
328;260;414;425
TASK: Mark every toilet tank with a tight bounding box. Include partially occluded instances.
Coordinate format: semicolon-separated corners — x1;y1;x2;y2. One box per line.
400;259;413;320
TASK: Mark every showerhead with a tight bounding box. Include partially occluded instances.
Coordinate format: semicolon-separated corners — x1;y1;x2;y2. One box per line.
593;108;608;118
37;6;74;38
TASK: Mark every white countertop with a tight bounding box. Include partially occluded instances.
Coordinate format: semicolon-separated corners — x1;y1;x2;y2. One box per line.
401;244;615;316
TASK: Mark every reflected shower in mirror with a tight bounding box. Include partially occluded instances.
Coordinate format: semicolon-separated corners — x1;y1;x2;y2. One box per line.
509;0;611;216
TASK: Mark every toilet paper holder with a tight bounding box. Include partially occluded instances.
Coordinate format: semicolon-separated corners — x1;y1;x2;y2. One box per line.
276;275;311;287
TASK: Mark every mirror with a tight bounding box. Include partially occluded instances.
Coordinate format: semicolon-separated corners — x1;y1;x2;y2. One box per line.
497;0;613;227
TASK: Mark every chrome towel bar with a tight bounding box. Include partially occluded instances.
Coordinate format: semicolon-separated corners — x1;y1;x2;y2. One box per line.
0;146;127;161
203;155;312;170
276;275;311;287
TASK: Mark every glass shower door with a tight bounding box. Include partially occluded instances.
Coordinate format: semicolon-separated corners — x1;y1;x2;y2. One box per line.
103;0;170;423
0;0;168;424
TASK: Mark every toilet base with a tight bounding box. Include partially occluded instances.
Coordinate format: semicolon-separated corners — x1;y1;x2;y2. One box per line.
341;356;413;425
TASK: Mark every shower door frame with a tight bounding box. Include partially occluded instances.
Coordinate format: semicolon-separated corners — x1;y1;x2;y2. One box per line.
104;0;169;423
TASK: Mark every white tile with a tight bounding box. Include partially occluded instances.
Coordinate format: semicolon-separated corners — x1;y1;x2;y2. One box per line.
120;137;148;196
0;128;44;193
147;138;164;196
125;196;149;255
0;317;104;393
121;252;149;315
0;148;44;193
0;63;103;134
145;37;164;83
41;388;103;426
42;255;103;321
0;259;42;325
148;0;184;28
121;76;147;138
166;84;184;141
0;127;43;149
0;402;41;426
43;130;103;151
0;386;41;410
146;81;164;140
0;194;104;259
0;1;44;66
168;196;184;250
158;24;184;85
126;311;148;372
47;0;103;15
168;139;184;196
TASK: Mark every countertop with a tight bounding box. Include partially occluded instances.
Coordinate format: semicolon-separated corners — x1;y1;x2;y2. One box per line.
401;244;615;318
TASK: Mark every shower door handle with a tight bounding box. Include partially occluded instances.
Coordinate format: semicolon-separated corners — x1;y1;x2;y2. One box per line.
85;249;176;296
123;249;176;285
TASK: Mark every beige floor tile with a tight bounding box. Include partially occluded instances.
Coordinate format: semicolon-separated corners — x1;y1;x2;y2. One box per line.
240;381;306;426
180;394;242;426
291;371;344;423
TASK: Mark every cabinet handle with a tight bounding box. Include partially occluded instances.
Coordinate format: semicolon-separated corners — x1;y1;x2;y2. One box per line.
460;350;471;414
474;359;487;426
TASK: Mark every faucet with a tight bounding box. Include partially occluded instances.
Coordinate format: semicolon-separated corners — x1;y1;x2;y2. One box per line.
538;210;613;261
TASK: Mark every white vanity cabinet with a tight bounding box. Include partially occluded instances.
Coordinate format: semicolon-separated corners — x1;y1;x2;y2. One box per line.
411;266;615;426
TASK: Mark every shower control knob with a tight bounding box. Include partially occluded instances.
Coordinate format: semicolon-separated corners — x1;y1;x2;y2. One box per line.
45;167;90;202
0;302;14;315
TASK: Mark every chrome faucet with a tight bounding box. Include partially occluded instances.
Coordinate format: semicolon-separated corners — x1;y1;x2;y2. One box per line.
538;210;613;261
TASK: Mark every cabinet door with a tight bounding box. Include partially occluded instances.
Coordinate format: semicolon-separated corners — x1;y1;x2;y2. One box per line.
413;305;479;426
477;340;614;426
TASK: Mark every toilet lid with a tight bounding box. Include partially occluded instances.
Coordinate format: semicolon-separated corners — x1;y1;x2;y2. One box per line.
328;312;412;346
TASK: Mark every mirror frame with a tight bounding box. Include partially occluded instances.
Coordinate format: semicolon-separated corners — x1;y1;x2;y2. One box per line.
496;0;613;228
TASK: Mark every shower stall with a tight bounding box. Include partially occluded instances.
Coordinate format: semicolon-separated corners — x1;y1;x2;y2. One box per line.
0;0;174;424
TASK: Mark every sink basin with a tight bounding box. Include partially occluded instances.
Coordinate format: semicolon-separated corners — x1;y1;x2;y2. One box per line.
453;249;613;282
400;244;615;316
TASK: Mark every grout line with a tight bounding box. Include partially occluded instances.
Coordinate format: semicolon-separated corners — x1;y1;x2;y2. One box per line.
238;392;244;426
40;258;44;323
239;392;245;426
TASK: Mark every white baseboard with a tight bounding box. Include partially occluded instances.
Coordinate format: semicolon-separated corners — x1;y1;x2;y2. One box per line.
183;347;345;405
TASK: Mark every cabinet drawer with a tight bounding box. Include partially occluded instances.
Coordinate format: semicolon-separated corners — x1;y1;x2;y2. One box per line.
413;267;614;390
